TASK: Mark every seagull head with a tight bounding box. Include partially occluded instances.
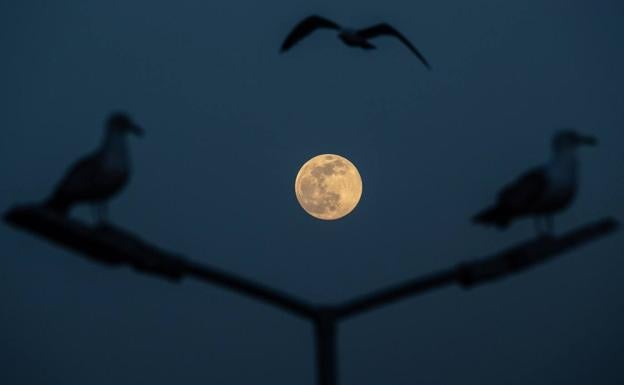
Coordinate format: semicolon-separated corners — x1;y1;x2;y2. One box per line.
552;129;597;152
107;112;144;137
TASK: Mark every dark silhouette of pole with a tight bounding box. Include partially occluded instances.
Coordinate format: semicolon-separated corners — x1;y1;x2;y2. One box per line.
3;204;619;385
336;269;457;320
335;216;618;320
182;259;316;318
314;308;339;385
3;205;316;319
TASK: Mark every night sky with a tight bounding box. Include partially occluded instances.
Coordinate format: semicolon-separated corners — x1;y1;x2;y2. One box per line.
1;1;623;384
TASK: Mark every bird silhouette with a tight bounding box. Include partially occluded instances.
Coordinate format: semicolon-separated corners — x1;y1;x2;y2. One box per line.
45;112;143;223
280;15;431;70
473;130;597;235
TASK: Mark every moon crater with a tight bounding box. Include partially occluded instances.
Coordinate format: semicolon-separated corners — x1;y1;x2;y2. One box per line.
295;154;362;220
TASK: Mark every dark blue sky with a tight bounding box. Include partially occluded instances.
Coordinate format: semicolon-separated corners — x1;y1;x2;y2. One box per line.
1;1;623;384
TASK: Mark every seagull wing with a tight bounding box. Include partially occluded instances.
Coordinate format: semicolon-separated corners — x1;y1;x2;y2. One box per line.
280;15;341;52
497;167;548;214
51;153;104;203
357;23;431;70
473;167;548;227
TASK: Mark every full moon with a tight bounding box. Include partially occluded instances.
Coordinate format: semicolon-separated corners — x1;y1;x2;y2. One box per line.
295;154;363;220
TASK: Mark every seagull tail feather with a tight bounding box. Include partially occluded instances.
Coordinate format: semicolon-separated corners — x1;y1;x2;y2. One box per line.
472;206;511;229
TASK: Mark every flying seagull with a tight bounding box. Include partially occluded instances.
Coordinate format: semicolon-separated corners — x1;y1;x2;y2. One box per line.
473;130;597;234
45;112;143;223
280;15;431;70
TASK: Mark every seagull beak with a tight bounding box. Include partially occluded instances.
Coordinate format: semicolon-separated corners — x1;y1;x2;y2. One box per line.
578;134;597;146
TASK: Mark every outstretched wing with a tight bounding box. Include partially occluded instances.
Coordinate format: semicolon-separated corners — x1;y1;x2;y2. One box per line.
358;23;431;70
280;15;341;52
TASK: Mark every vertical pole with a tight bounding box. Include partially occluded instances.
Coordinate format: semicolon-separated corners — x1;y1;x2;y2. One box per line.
314;309;338;385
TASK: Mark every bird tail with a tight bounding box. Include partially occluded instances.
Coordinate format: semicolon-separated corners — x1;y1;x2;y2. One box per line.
44;194;71;215
472;206;511;229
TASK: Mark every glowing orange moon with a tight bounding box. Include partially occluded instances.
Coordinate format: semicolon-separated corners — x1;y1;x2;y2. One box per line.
294;154;363;220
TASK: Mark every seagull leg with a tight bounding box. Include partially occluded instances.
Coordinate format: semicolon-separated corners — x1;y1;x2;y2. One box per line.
98;203;109;225
546;216;555;235
533;217;543;237
90;204;99;224
91;203;108;225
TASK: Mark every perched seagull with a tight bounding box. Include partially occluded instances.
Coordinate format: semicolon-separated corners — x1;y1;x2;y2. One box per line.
473;130;597;234
280;15;431;70
45;112;143;223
